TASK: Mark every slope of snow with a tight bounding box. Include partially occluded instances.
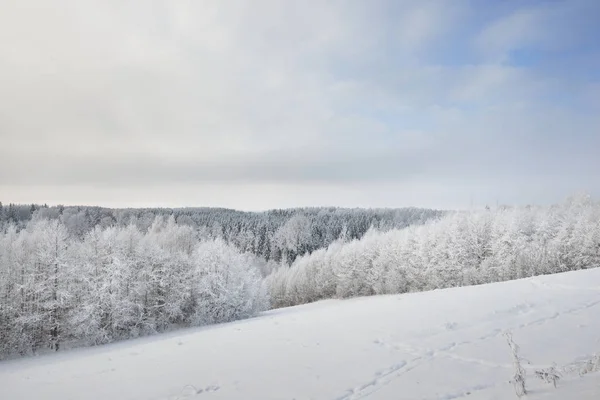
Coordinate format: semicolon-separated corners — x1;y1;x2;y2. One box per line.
2;268;600;400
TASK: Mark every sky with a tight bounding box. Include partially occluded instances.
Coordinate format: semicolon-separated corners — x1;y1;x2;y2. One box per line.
1;0;599;211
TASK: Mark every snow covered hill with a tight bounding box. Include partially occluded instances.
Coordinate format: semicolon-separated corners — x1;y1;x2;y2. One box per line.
2;268;600;400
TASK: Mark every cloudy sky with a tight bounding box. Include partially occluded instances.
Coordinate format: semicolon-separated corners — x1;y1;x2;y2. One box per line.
1;0;599;210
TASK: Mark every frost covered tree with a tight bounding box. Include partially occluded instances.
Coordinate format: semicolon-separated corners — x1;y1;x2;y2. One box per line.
32;220;71;351
188;239;265;325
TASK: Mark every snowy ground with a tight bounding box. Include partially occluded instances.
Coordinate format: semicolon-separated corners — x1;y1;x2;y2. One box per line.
1;269;600;400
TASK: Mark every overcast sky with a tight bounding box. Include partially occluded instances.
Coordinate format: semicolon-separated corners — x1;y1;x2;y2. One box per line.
1;0;599;210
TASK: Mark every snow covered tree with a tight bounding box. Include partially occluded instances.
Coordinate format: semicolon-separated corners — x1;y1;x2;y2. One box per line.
188;239;266;325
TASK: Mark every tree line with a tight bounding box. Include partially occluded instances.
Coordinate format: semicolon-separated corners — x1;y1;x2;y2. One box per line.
0;202;442;264
266;194;600;308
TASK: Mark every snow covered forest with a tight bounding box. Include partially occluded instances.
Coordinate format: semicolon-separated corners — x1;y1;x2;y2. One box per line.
0;203;441;263
1;194;599;359
0;218;268;358
267;194;600;308
0;205;439;359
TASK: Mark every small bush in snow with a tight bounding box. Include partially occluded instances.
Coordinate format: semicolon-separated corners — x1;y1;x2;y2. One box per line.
504;331;527;398
577;354;600;376
535;363;560;388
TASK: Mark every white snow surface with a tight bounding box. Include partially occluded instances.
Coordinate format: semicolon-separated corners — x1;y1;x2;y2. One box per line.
2;269;600;400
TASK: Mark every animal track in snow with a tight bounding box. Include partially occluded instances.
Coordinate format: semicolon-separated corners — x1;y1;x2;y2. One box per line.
335;361;409;400
172;384;221;399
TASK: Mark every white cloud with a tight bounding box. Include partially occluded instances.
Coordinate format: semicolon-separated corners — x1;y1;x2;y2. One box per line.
475;8;550;62
0;0;598;209
474;0;600;63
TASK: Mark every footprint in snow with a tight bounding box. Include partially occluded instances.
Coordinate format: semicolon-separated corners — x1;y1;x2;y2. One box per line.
204;385;220;392
444;322;458;330
177;384;220;398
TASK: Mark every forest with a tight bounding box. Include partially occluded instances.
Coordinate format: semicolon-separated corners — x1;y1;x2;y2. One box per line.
267;194;600;308
1;194;599;359
0;203;442;263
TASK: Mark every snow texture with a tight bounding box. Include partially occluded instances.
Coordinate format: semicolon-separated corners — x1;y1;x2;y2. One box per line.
1;268;599;399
